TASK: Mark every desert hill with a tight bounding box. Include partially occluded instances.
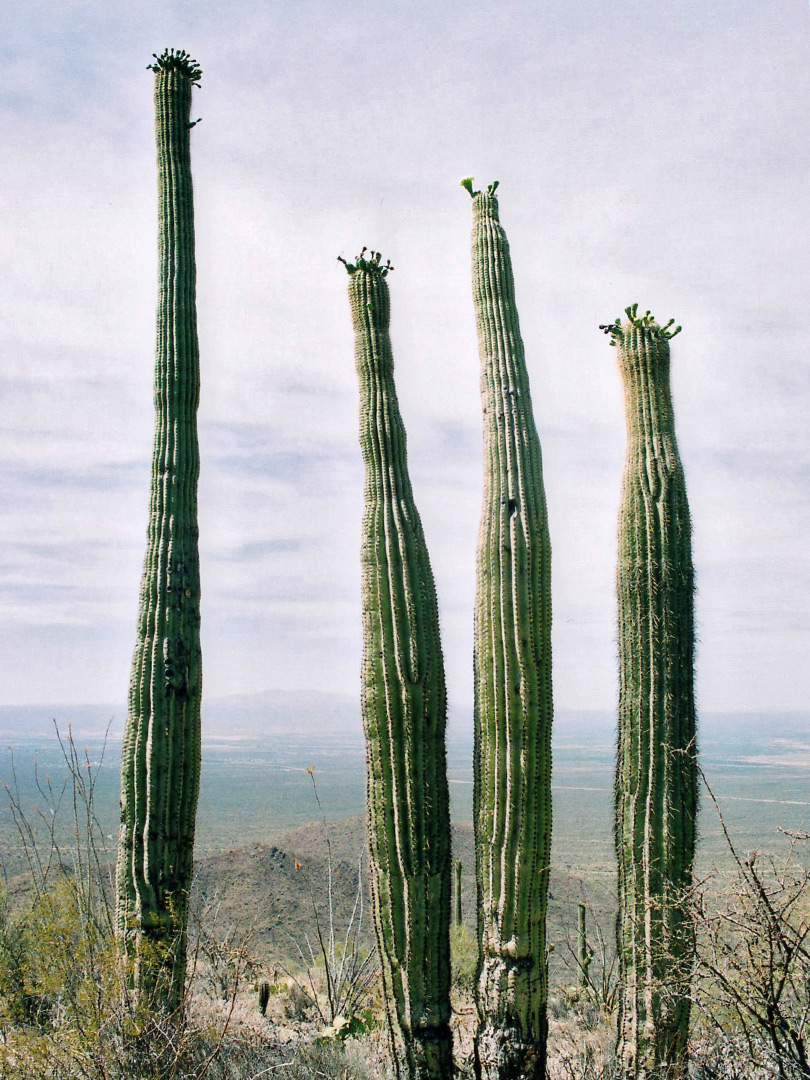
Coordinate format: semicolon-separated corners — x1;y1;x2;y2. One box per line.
192;815;612;978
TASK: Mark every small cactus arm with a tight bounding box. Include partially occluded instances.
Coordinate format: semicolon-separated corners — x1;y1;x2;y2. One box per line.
116;48;203;1012
345;250;453;1080
606;308;697;1079
465;180;553;1080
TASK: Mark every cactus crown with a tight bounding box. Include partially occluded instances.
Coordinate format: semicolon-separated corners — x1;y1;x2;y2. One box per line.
147;48;202;85
337;248;394;277
599;303;681;347
460;176;499;198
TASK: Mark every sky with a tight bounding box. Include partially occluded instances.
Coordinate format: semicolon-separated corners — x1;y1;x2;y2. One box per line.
1;0;809;722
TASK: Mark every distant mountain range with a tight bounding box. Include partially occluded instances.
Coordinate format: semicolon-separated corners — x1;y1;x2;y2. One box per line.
0;689;363;742
0;689;615;743
0;702;125;742
1;691;806;746
204;688;363;737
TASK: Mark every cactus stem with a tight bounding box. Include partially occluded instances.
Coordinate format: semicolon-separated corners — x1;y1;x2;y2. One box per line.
468;182;552;1080
348;253;452;1080
612;309;697;1079
116;49;203;1013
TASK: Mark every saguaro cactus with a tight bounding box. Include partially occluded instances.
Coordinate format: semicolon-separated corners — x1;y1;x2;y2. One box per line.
342;249;453;1080
602;306;697;1078
116;48;203;1012
577;902;591;990
464;179;553;1080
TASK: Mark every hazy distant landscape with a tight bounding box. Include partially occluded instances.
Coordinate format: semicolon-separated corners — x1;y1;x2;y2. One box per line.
2;690;809;1072
2;690;807;885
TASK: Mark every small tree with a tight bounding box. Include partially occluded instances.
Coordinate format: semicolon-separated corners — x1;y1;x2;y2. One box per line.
694;779;810;1080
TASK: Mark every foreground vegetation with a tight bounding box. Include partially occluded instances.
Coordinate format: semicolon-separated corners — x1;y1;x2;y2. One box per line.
1;733;808;1079
2;851;808;1080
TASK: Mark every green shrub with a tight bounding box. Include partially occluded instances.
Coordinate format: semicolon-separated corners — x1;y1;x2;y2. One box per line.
450;923;477;996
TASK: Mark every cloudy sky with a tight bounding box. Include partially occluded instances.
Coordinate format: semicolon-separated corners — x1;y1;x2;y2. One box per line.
1;0;809;723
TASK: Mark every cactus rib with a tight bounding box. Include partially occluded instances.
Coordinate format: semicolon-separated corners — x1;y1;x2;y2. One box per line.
467;182;553;1080
346;251;453;1080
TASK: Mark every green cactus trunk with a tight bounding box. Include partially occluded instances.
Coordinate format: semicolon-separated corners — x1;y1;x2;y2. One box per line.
606;307;697;1079
577;902;590;990
116;49;203;1013
345;250;453;1080
466;182;553;1080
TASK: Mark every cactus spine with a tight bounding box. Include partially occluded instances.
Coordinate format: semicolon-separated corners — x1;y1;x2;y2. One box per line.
465;180;553;1080
603;306;697;1078
116;48;203;1012
344;249;453;1080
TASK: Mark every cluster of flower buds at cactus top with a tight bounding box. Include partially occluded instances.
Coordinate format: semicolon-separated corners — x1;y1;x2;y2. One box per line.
147;47;202;84
338;248;394;276
460;176;499;198
599;303;681;345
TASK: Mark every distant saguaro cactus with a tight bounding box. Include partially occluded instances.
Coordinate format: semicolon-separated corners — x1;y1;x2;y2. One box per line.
116;48;203;1012
455;860;464;928
577;902;590;990
343;249;453;1080
602;306;697;1078
464;179;553;1080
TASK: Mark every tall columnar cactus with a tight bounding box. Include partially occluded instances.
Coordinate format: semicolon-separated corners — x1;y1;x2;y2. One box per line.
602;306;697;1078
342;249;453;1080
577;902;591;990
464;179;553;1080
116;48;203;1012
